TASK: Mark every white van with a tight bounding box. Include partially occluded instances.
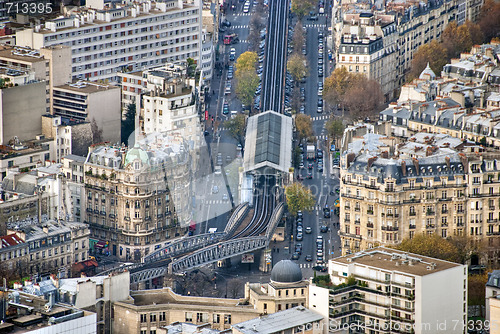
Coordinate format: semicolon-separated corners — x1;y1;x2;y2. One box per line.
231;110;238;118
214;166;222;175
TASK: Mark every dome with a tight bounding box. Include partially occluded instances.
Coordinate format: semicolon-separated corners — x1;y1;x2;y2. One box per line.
419;62;436;80
270;260;303;283
124;143;150;166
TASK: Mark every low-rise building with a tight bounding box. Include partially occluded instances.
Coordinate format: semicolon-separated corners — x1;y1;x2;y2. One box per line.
0;289;96;333
309;247;467;334
113;261;311;334
231;306;324;334
7;220;89;277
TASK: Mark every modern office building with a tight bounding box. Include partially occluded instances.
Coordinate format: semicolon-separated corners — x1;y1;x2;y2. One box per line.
15;0;203;84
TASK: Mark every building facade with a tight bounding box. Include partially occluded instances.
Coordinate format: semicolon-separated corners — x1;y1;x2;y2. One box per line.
83;136;192;261
15;0;203;83
309;247;467;334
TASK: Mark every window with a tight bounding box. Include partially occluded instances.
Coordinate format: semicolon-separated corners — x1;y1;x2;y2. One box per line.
224;315;232;324
159;312;166;321
213;314;220;323
140;314;147;323
150;313;156;322
185;312;193;322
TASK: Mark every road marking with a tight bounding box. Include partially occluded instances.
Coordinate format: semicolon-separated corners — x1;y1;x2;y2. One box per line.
299;263;313;268
232;25;249;29
311;115;330;121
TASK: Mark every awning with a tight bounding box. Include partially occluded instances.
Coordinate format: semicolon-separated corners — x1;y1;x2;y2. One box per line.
95;240;108;249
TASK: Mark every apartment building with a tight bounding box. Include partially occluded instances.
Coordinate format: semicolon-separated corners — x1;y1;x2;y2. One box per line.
309;247;467;334
15;0;203;84
52;80;121;144
0;233;29;278
6;220;89;277
61;154;86;222
336;13;398;100
82;134;192;261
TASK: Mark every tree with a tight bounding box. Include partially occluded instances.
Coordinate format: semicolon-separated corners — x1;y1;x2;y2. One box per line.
325;119;344;147
285;183;315;216
442;21;483;59
478;0;500;43
343;77;384;120
235;69;259;107
224;114;247;145
226;278;241;298
121;104;136;145
235;51;258;76
248;14;266;51
295;114;314;142
468;272;489;306
323;67;352;108
186;57;197;77
292;21;305;54
287;53;308;82
291;0;315;18
292;146;302;169
409;40;448;80
447;235;484;265
395;234;460;263
90;118;103;144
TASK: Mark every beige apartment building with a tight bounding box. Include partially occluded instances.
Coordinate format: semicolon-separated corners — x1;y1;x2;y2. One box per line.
81;135;192;261
339;132;500;265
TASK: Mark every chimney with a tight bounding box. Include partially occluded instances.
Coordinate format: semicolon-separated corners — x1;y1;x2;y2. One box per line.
42;225;49;234
381;151;389;159
346;153;356;168
445;156;450;169
413;158;420;175
367;156;378;169
459;153;469;173
401;160;406;176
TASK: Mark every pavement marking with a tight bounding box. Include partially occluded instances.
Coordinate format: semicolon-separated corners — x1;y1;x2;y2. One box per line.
311;115;330;121
299;263;313;268
232;25;249;29
305;24;327;28
234;13;252;16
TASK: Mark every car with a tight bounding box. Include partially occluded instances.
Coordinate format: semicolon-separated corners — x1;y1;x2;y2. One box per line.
297;226;303;233
297;174;304;181
318;165;323;172
318;69;323;77
317;235;323;242
230;47;236;56
229;54;235;61
223;103;229;114
223;194;228;200
237;143;242;151
305;255;313;262
295;246;302;255
227;71;233;80
318;43;324;49
330;144;336;152
297;210;303;218
318;58;323;65
317;106;323;113
313;265;327;272
320;225;329;232
318;99;323;107
296;243;302;251
317;250;324;257
296;233;303;241
222;20;231;27
299;162;304;168
292;252;300;260
316;256;324;263
212;185;219;194
308;163;313;169
243;3;250;12
302;48;307;55
307;172;312;179
258;55;265;62
300;105;305;113
305;226;312;234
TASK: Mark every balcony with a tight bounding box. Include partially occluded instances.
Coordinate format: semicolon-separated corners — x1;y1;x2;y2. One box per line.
441;210;448;214
94;209;100;214
441;223;448;227
109;214;116;218
438;197;451;202
403;198;420;204
488;219;499;224
457;210;465;214
86;208;93;213
426;224;436;229
367;210;373;215
381;226;399;231
124;216;130;221
487;231;500;236
409;224;416;229
490;206;496;211
426;210;435;216
354;220;360;225
367;223;374;228
344;206;351;210
354;207;360;212
409;212;416;216
338;231;362;240
379;200;400;205
157;214;164;219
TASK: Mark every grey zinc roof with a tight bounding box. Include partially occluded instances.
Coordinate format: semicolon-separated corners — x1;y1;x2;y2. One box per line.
270;260;303;283
347;153;465;184
487;270;500;288
243;110;292;174
232;306;323;334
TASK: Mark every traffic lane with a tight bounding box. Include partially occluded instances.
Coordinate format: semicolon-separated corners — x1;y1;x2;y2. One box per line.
305;27;318;116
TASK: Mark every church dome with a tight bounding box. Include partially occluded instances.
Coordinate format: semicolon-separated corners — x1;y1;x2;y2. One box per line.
270;260;303;283
419;62;436;80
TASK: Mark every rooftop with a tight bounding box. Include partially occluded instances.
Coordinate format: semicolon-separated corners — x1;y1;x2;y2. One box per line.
163;322;229;334
55;80;119;94
243;110;293;174
0;233;25;248
332;247;463;276
232;306;323;334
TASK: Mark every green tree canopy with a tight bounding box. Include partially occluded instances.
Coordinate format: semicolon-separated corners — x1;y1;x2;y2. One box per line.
235;51;258;76
325;119;344;146
295;114;314;142
291;0;315;18
287;53;308;82
224;114;247;145
285;183;315;216
235;69;259;107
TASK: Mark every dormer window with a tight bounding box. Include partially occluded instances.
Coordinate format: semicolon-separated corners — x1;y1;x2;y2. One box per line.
135;162;140;170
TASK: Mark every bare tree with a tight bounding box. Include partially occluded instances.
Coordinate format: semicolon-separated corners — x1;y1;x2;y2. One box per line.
226;278;242;298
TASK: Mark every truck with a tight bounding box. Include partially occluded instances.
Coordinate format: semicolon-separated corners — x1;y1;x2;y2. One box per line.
306;145;316;160
224;33;239;45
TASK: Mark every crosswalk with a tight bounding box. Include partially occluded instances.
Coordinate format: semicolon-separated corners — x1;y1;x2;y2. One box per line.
234;13;252;17
299;263;314;269
232;25;249;29
316;135;329;140
311;115;330;121
205;200;230;205
305;206;323;211
240;40;248;44
304;24;327;28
